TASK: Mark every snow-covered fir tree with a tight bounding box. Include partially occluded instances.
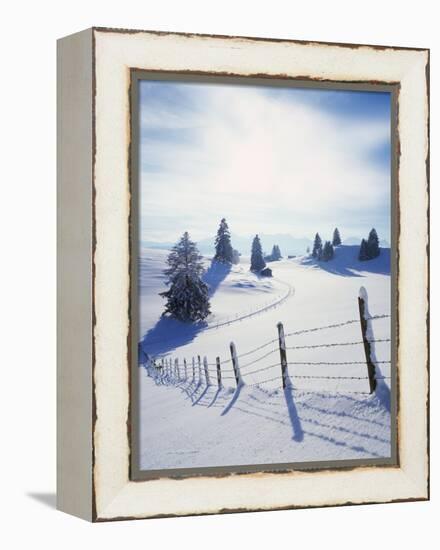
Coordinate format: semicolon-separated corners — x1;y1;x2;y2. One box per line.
160;232;211;322
322;241;334;261
332;227;342;246
358;238;369;261
250;234;266;272
312;233;323;259
213;218;234;263
367;228;380;259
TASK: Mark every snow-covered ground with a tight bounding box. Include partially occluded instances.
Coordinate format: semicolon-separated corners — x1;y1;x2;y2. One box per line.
138;245;392;470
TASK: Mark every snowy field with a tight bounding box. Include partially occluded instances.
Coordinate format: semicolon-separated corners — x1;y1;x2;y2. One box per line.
138;245;392;470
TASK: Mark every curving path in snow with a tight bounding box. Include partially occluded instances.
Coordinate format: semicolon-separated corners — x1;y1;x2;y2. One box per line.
205;276;294;331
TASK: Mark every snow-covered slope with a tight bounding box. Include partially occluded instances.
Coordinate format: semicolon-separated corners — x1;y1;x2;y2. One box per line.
138;245;392;470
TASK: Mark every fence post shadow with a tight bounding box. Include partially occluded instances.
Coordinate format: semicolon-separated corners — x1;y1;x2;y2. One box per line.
221;384;244;416
283;385;304;442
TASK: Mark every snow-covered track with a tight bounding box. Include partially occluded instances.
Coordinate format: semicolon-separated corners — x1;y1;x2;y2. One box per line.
205;277;294;331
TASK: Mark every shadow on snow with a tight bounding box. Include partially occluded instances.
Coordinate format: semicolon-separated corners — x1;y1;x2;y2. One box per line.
140;260;231;357
300;245;390;278
203;260;231;296
147;370;389;458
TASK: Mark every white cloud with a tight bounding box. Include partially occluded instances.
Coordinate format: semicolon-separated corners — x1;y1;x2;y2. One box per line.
139;85;390;243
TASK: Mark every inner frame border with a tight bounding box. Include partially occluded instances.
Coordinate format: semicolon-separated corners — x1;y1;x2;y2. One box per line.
128;70;400;482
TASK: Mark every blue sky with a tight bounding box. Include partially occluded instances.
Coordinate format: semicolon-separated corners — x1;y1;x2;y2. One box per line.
139;80;391;245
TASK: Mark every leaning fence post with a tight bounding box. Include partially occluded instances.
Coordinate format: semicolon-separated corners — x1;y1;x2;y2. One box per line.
277;322;290;389
175;358;179;381
229;342;243;386
192;357;196;381
358;287;376;394
216;356;222;388
184;358;187;379
203;356;211;385
198;355;202;383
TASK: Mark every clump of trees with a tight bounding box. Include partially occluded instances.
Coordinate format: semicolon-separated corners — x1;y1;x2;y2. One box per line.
311;228;340;261
265;244;282;262
358;228;380;261
250;234;266;273
161;232;211;322
321;241;335;261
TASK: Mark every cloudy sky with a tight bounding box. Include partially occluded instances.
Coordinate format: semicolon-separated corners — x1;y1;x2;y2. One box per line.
138;80;391;245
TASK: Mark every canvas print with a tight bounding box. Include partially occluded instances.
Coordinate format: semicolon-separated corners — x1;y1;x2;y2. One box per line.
135;78;394;474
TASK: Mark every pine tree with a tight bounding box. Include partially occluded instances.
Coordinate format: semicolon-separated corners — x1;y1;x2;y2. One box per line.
250;234;266;272
332;227;342;246
312;233;323;259
322;241;334;261
160;232;211;322
367;228;380;259
213;218;234;263
358;238;369;261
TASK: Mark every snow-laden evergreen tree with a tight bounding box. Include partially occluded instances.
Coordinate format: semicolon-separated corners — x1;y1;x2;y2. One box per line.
250;234;266;272
322;241;334;261
367;228;380;259
358;238;369;261
312;233;323;259
213;218;234;263
160;232;211;322
332;227;342;246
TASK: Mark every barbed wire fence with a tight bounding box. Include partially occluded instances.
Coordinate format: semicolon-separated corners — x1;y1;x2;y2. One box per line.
142;289;391;397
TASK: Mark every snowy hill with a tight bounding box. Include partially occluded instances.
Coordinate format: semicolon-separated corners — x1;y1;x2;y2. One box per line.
138;245;392;470
300;244;391;276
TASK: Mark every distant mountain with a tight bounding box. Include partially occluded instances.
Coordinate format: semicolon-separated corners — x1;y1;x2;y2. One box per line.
344;236;390;248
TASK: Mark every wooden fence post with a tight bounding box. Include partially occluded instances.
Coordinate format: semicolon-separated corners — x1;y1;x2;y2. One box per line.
198;355;202;383
203;356;211;385
184;358;187;379
229;342;243;386
216;356;222;388
358;291;376;394
277;322;290;389
175;358;179;381
192;357;196;381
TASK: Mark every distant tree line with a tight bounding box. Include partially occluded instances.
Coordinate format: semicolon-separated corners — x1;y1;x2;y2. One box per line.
160;221;381;322
265;244;282;263
311;227;341;262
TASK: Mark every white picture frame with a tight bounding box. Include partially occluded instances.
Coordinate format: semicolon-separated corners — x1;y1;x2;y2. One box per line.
57;27;429;521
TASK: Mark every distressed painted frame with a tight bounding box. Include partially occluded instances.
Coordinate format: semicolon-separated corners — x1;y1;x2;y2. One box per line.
57;27;429;522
